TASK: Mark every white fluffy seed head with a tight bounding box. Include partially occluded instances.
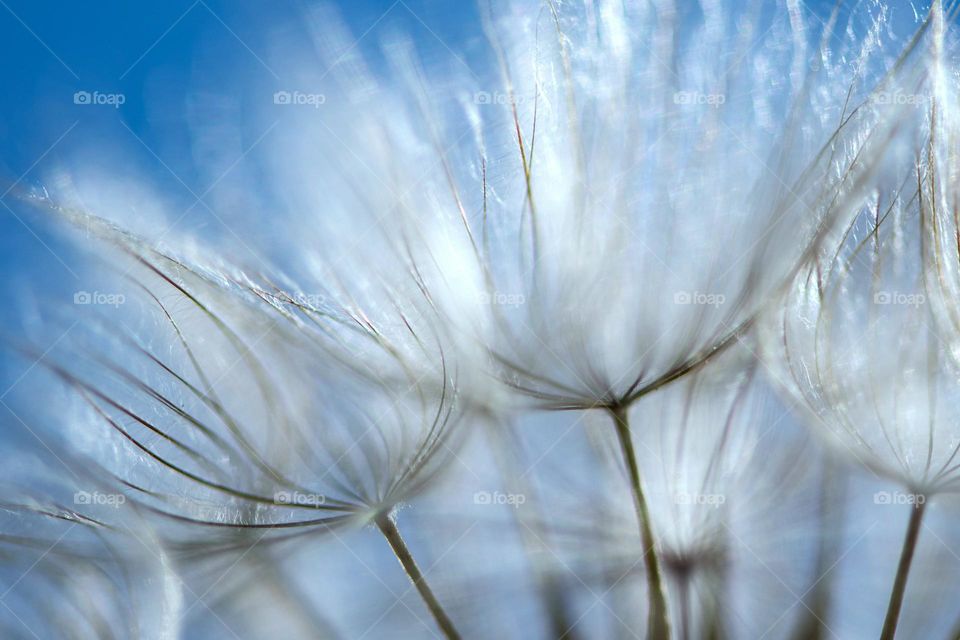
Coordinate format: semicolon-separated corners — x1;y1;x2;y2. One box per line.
765;16;960;492
250;0;946;411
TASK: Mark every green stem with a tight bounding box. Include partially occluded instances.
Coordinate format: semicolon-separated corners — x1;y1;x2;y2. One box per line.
376;514;462;640
678;571;691;640
880;499;926;640
611;405;672;640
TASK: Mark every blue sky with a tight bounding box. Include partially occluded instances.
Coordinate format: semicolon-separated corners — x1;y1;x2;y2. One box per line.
0;1;479;173
0;0;903;204
0;0;857;195
0;1;483;334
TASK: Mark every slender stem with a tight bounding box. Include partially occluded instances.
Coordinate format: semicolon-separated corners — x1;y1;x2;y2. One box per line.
376;513;462;640
792;459;846;640
880;499;927;640
704;568;725;640
611;405;672;640
677;571;691;640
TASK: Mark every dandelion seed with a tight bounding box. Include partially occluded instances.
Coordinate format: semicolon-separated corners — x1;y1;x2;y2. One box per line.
765;7;960;632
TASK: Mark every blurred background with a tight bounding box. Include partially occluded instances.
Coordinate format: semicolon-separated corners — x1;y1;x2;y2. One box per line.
3;2;960;639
